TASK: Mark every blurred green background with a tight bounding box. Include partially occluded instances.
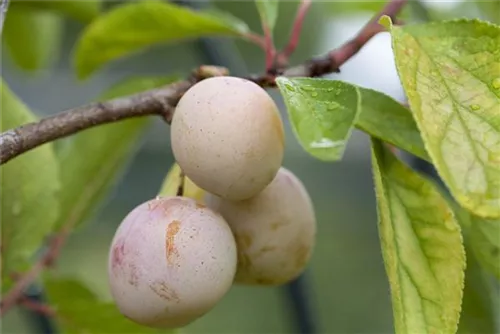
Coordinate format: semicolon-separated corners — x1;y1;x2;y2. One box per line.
1;1;494;333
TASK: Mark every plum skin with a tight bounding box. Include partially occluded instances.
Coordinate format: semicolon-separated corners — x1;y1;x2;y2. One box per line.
108;196;237;328
205;167;317;286
170;76;285;201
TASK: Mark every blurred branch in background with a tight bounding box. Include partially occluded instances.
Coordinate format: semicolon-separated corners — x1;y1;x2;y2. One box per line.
284;273;319;334
21;285;58;334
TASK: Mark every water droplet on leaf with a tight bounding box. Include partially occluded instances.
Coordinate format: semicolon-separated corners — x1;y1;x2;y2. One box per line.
492;78;500;89
311;92;318;97
309;138;345;149
327;102;338;111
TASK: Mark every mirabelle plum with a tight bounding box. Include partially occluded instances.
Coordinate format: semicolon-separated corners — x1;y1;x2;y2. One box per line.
108;196;237;328
171;76;285;201
205;167;316;285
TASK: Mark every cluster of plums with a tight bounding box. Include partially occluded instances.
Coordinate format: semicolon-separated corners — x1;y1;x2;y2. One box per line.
107;77;317;329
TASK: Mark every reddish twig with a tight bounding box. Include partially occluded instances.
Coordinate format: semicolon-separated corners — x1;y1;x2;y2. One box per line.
328;24;385;70
263;24;277;72
243;28;275;71
0;230;68;316
328;0;405;67
276;0;312;68
242;32;267;50
0;0;407;166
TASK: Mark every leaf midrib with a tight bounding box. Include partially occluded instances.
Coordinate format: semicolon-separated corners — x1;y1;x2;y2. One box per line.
386;178;440;333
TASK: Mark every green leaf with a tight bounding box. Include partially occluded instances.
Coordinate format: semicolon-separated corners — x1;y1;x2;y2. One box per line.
476;0;500;24
255;0;279;32
11;0;101;23
276;77;361;161
0;79;60;285
356;87;429;162
384;17;500;218
469;215;500;280
370;138;466;334
44;277;161;333
54;75;178;230
73;1;250;79
3;6;63;72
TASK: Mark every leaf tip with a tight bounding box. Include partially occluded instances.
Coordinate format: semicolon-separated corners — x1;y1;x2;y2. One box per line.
378;15;393;30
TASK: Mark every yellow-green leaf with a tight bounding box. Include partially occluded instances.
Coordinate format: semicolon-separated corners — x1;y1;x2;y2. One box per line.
469;215;500;280
3;6;63;72
255;0;279;32
0;79;60;287
73;1;250;79
44;277;163;333
54;76;179;230
371;138;466;334
384;17;500;218
276;77;361;161
356;87;429;162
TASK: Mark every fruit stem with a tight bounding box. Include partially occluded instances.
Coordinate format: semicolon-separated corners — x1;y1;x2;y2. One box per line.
177;170;185;197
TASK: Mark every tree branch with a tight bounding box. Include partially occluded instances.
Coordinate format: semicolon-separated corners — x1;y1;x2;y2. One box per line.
0;0;406;166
